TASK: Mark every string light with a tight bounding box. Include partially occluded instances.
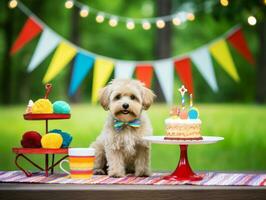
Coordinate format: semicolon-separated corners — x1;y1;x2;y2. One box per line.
186;13;195;21
172;17;181;26
65;0;74;9
126;20;135;30
142;21;151;30
247;16;257;26
264;0;266;5
220;0;229;7
109;17;118;27
8;0;18;9
80;6;89;17
96;13;105;23
156;19;165;29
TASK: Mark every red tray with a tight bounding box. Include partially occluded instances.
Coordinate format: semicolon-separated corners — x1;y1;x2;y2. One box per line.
13;148;68;154
23;113;71;120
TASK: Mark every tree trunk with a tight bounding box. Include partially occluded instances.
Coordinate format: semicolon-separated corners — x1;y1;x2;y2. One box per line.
256;20;266;103
1;6;13;104
154;0;172;102
69;6;81;103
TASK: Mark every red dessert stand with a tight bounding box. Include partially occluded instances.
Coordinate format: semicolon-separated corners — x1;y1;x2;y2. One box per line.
12;84;71;177
143;136;224;181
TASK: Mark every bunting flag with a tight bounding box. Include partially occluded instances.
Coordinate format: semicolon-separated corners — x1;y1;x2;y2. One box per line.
10;17;43;54
27;29;60;72
227;28;255;65
190;47;218;92
69;52;94;96
174;57;194;94
209;39;239;82
43;42;77;83
91;58;114;103
135;64;153;88
114;61;135;79
154;60;173;104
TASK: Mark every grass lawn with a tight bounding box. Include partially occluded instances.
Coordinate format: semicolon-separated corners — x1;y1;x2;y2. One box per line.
0;103;266;172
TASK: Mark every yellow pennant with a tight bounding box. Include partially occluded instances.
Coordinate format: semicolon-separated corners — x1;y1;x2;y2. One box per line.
43;42;77;83
91;58;114;103
209;39;239;82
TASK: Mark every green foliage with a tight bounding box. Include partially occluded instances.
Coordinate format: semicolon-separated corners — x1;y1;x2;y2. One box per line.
0;104;266;171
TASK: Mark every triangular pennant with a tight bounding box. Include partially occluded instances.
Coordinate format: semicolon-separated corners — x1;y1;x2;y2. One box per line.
10;17;43;54
174;57;194;94
69;52;95;96
135;64;153;88
114;61;136;79
43;42;77;83
227;28;255;65
190;47;218;92
154;59;174;104
28;29;60;72
91;58;114;103
209;39;239;81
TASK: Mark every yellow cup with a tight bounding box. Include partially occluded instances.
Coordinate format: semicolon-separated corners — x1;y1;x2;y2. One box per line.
60;148;95;179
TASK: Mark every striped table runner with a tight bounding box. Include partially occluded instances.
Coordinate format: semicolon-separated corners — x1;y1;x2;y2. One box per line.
0;171;266;186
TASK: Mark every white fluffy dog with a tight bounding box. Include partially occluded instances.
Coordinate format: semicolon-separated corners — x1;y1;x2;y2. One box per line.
90;79;156;177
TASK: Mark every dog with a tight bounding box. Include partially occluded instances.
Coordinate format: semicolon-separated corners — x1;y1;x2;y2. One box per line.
90;79;156;177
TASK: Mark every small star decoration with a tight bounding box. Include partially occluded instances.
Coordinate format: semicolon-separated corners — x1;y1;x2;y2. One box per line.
178;85;188;96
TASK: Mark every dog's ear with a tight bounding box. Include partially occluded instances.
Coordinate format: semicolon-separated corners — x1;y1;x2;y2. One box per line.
141;86;156;110
98;85;111;110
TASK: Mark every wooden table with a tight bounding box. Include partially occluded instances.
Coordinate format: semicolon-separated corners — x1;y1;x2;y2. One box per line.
0;182;266;200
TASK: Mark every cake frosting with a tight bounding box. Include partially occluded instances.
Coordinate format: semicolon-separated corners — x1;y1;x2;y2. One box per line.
164;85;202;140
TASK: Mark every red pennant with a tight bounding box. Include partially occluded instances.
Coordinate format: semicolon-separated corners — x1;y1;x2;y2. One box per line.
227;28;255;65
10;17;43;54
174;57;194;94
135;64;153;88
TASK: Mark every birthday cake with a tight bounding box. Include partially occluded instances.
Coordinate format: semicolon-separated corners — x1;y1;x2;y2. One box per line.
164;85;202;140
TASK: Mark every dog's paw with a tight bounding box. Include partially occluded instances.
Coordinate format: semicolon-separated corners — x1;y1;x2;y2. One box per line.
135;170;151;177
108;171;125;178
93;169;106;175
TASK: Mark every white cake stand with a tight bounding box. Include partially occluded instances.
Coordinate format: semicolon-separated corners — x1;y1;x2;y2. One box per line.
143;136;224;181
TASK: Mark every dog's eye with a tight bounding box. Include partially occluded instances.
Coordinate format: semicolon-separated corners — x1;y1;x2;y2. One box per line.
114;94;121;100
130;95;136;100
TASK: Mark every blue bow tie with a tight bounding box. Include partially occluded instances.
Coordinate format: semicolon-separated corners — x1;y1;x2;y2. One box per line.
113;118;141;132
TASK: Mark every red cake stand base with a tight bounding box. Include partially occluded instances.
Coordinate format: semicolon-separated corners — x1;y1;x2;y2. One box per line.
163;145;202;181
143;136;224;182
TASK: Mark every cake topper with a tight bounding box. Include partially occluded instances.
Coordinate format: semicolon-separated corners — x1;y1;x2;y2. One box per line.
178;85;187;110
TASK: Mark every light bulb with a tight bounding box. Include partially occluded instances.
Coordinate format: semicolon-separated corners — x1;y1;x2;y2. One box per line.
126;20;135;30
220;0;229;7
80;6;89;18
172;17;181;26
156;19;165;29
142;21;151;30
247;16;257;26
186;13;195;21
65;0;74;9
96;13;105;23
109;18;118;27
8;0;18;9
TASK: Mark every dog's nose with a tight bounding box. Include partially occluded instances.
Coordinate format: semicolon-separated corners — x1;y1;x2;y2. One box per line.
122;103;129;109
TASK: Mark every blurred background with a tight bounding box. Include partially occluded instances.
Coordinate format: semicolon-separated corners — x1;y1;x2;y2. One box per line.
0;0;265;172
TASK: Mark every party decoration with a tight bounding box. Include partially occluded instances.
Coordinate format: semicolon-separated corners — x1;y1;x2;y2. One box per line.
25;100;34;113
179;110;188;119
91;58;114;103
174;58;194;94
49;129;72;148
190;47;218;92
43;42;77;83
41;133;63;149
32;99;53;114
227;28;255;65
154;59;174;104
114;61;135;79
53;101;71;114
209;39;239;82
69;52;94;96
135;64;153;88
188;108;199;119
28;29;60;72
178;85;188;109
21;131;42;148
10;17;42;54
